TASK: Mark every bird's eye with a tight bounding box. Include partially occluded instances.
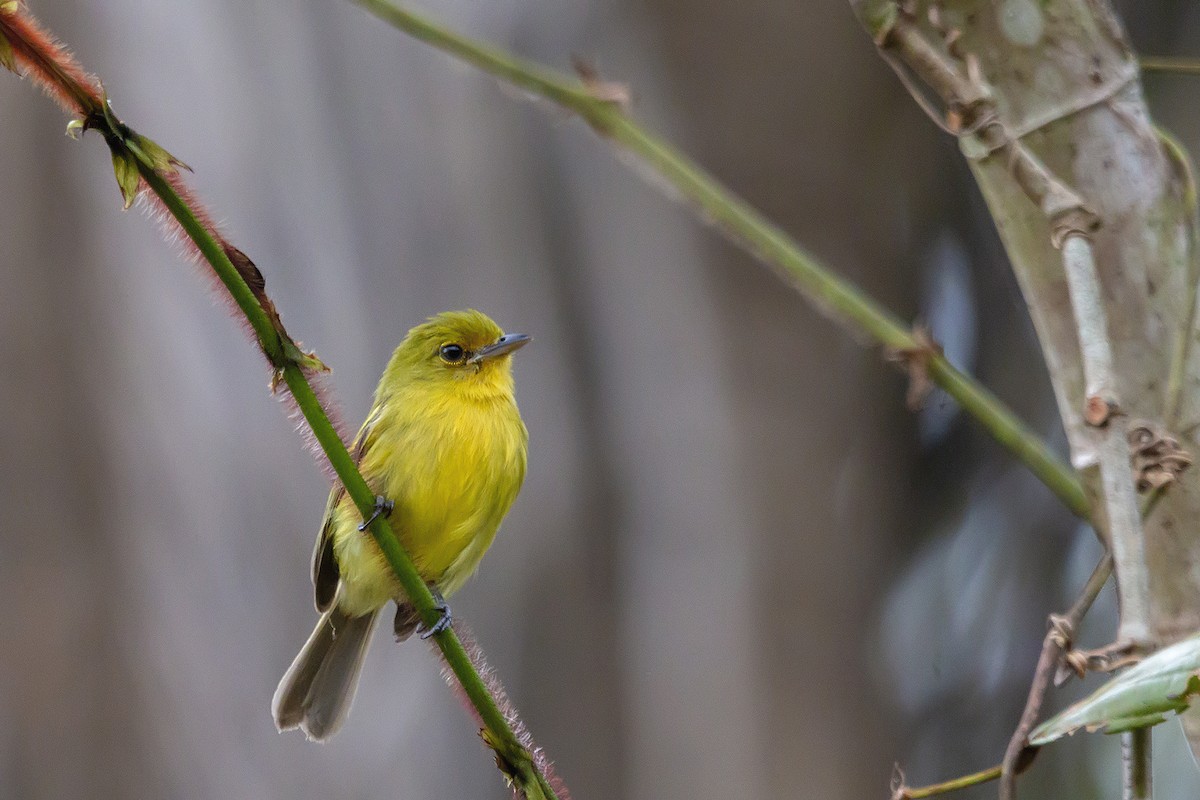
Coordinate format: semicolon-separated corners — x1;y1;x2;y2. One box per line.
439;344;466;364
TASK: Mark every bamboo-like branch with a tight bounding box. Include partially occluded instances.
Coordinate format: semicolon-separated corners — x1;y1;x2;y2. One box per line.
0;7;559;798
1060;234;1151;644
852;5;1161;796
854;0;1154;645
349;0;1089;520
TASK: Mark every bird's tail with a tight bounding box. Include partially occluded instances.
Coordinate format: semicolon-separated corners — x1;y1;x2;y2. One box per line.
272;606;379;741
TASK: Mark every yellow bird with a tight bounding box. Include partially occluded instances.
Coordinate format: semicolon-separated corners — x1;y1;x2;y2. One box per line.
273;309;530;741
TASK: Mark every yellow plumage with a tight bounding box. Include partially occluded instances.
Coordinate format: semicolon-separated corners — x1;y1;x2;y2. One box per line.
273;309;529;741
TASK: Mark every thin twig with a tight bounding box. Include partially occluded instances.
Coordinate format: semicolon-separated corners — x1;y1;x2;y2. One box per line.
892;763;1002;800
349;0;1090;522
1141;56;1200;75
888;557;1111;800
1060;234;1151;645
998;443;1167;800
859;5;1102;226
999;554;1112;799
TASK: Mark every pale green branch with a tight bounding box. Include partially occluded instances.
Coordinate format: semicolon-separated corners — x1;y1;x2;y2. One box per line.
352;0;1089;519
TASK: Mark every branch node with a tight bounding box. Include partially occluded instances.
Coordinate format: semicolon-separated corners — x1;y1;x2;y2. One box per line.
885;324;943;410
1050;208;1103;248
1128;421;1193;492
1085;394;1120;427
570;55;631;111
1062;639;1144;683
1058;648;1090;684
1047;612;1074;649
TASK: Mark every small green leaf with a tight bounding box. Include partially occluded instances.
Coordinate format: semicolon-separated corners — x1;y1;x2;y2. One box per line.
65;118;85;140
283;338;329;373
0;31;15;74
131;133;191;174
1030;633;1200;745
110;149;140;209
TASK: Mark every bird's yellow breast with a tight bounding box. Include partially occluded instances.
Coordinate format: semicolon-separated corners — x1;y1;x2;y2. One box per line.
330;382;527;616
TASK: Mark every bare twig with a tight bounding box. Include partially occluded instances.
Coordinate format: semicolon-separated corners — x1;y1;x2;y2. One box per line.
1001;487;1166;799
860;5;1105;227
890;763;1004;800
888;557;1113;800
999;554;1112;799
873;10;989;120
1060;234;1151;645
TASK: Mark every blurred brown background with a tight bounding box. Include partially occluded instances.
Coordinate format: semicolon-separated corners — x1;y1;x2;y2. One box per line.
2;1;1199;798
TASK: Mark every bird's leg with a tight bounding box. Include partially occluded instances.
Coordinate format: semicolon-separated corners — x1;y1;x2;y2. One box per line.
357;495;395;532
419;589;452;639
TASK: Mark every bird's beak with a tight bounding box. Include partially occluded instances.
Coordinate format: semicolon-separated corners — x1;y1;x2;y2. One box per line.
470;333;532;363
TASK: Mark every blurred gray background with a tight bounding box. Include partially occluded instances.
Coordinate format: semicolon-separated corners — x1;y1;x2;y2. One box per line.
2;0;1200;798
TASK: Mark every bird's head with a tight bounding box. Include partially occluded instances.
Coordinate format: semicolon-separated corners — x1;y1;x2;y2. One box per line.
385;309;530;398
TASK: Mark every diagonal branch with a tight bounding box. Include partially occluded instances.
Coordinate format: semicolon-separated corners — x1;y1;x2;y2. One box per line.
999;553;1112;799
0;6;561;798
349;0;1089;520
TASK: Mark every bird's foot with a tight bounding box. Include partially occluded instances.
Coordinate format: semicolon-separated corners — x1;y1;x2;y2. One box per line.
419;591;452;639
358;495;395;532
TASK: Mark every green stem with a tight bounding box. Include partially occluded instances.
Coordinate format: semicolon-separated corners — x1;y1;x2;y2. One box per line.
136;157;555;800
352;0;1089;520
928;360;1087;516
899;764;1002;798
2;4;556;791
1141;56;1200;75
133;166;284;364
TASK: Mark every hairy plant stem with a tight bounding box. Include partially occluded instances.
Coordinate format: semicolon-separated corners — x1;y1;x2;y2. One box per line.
0;8;558;797
351;0;1089;520
999;553;1112;799
137;157;558;800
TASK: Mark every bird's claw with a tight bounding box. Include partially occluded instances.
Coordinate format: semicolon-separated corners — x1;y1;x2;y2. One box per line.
358;495;394;532
419;594;452;639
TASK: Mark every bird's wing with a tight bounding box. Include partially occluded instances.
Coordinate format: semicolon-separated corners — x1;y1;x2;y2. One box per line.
311;408;381;612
